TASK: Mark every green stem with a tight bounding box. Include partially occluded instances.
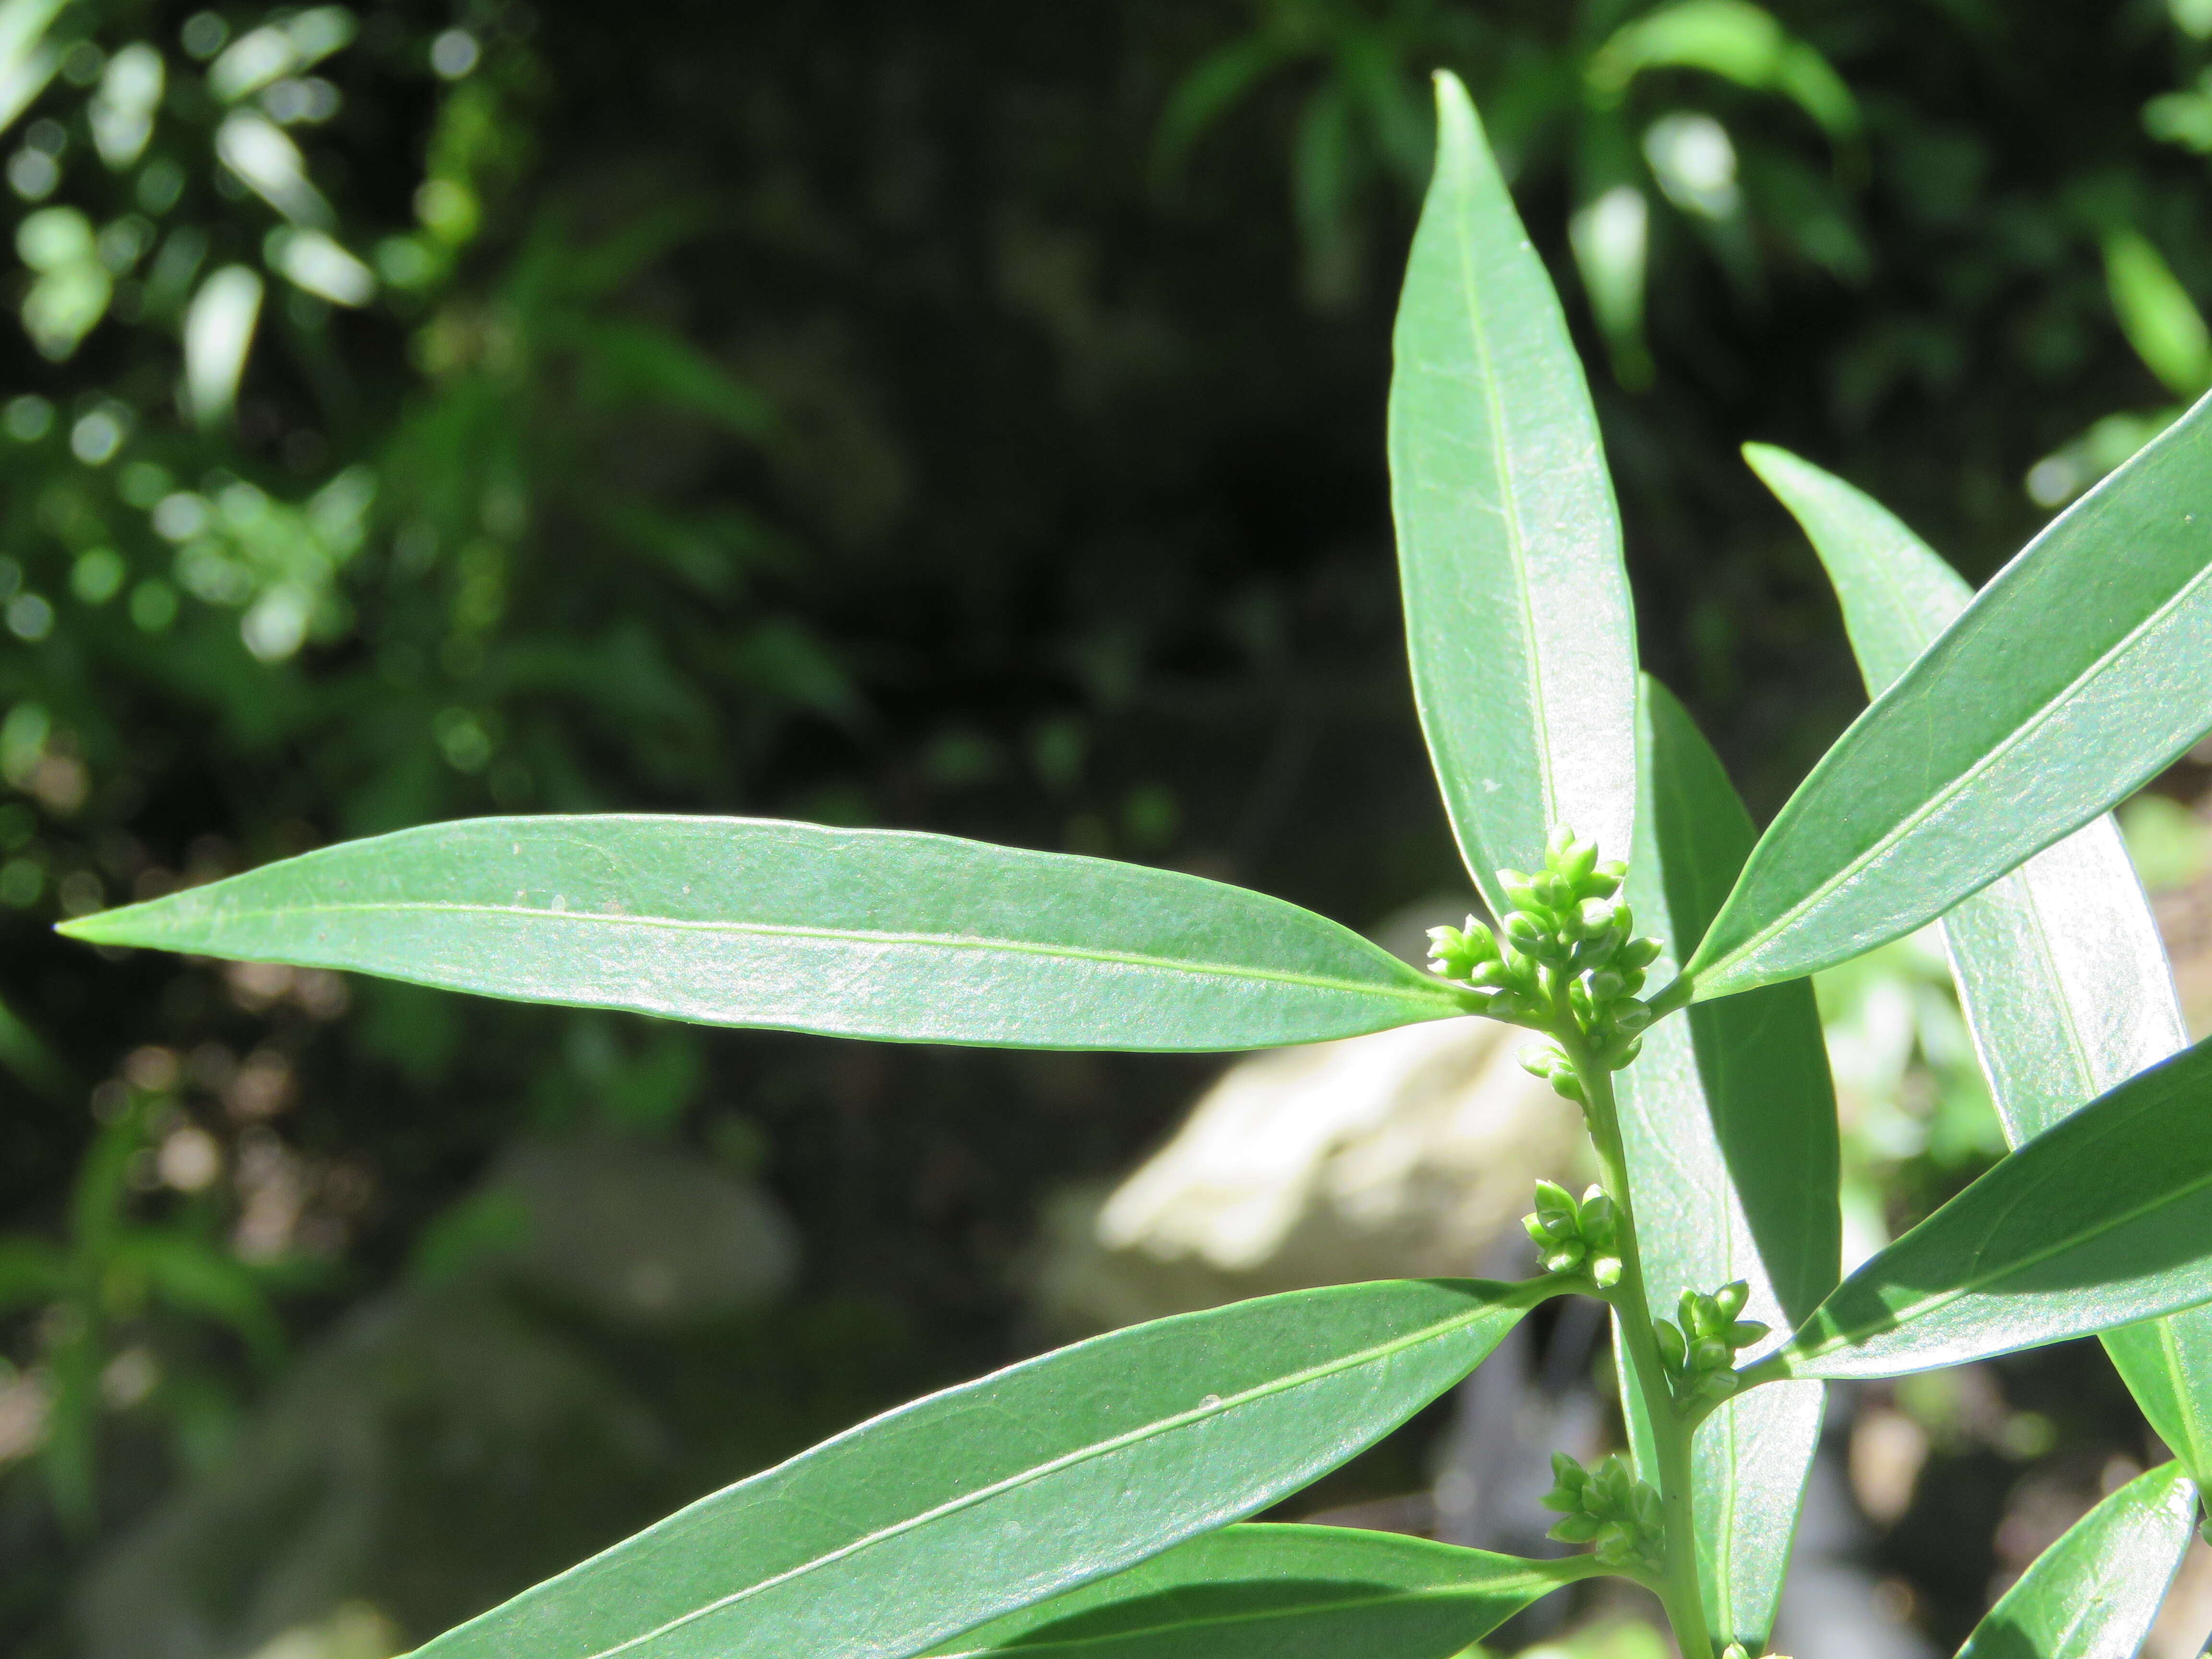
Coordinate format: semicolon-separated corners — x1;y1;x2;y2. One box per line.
1565;1038;1716;1659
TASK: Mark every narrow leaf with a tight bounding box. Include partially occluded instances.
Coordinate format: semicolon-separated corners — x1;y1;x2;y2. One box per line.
1613;676;1836;1650
1687;393;2212;1001
1749;443;2212;1473
1954;1460;2196;1659
55;816;1464;1052
1389;70;1637;912
932;1524;1589;1659
411;1279;1545;1659
1767;1036;2212;1380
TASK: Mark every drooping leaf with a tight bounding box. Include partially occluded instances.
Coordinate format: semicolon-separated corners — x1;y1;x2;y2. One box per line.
1388;71;1637;913
1748;442;2212;1474
1611;676;1836;1651
1762;1036;2212;1380
410;1278;1545;1659
1685;394;2212;1002
1953;1460;2196;1659
55;816;1465;1052
931;1524;1590;1659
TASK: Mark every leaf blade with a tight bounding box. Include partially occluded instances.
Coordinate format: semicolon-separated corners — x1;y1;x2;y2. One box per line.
1772;1036;2212;1380
1388;70;1637;909
1612;676;1837;1649
1689;396;2212;1000
1954;1460;2196;1659
57;815;1464;1052
932;1524;1585;1659
411;1279;1542;1659
1751;443;2212;1472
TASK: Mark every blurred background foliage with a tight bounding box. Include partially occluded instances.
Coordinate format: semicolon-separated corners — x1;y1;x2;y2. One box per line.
2;1;2212;1655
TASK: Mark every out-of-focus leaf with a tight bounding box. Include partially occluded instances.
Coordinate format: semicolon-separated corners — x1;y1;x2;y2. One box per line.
112;1233;283;1362
1587;0;1860;144
1613;675;1834;1652
410;1279;1547;1659
567;318;776;441
1687;393;2212;1001
2104;230;2212;401
1764;1037;2212;1380
1748;440;2212;1476
932;1525;1590;1659
1953;1461;2195;1659
1152;34;1297;192
58;815;1468;1051
1389;72;1637;909
183;266;264;430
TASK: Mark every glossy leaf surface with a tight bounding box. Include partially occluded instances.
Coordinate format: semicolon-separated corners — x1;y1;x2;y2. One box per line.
1688;394;2212;1000
1770;1037;2212;1380
1613;676;1835;1650
1388;70;1636;914
932;1524;1588;1659
57;815;1465;1052
1953;1460;2195;1659
1751;442;2212;1471
411;1278;1543;1659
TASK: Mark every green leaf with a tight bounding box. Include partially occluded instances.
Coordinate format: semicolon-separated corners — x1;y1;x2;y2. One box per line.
1765;1036;2212;1380
1611;676;1836;1651
1748;442;2212;1474
411;1279;1545;1659
55;816;1465;1052
930;1524;1590;1659
1954;1460;2196;1659
2104;230;2212;402
1688;394;2212;1002
1388;71;1638;910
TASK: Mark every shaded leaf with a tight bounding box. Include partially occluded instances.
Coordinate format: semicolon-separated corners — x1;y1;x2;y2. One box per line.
1689;393;2212;1000
1389;71;1637;911
57;816;1466;1052
932;1524;1588;1658
1612;675;1835;1650
411;1278;1545;1659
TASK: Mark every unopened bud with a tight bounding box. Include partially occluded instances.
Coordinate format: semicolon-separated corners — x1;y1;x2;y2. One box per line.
1713;1280;1750;1322
1654;1318;1686;1372
1618;936;1663;971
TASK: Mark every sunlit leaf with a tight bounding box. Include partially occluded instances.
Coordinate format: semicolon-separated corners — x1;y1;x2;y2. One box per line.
1389;71;1638;908
1612;676;1834;1651
1687;393;2212;1001
410;1279;1546;1659
1748;441;2212;1472
1764;1036;2212;1380
1953;1461;2195;1659
57;815;1467;1052
932;1524;1589;1659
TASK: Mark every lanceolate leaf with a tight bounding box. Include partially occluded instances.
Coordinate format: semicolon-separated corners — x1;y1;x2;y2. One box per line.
1612;676;1835;1651
410;1279;1546;1659
1763;1037;2212;1380
55;816;1465;1052
1749;442;2212;1473
931;1525;1591;1659
1686;392;2212;1001
1953;1461;2196;1659
1388;70;1637;914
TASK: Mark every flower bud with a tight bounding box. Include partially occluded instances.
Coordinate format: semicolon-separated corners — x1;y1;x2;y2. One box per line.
1557;838;1599;885
1575;897;1616;938
1691;1336;1731;1373
1654;1318;1687;1372
1712;1280;1750;1322
1531;870;1571;911
1728;1320;1771;1349
1581;865;1622;900
1610;998;1651;1035
1498;870;1539;911
1698;1368;1741;1401
1519;1044;1561;1081
1583;967;1625;1003
1590;1252;1623;1288
1504;911;1548;952
1618;935;1663;971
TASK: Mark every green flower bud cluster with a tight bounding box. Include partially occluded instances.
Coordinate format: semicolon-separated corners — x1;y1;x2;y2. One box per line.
1425;825;1663;1104
1653;1280;1770;1406
1540;1451;1664;1573
1524;1179;1622;1288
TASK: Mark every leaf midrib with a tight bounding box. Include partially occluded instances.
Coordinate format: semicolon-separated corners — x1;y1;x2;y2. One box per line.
86;900;1456;1009
1710;557;2212;985
568;1299;1518;1659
